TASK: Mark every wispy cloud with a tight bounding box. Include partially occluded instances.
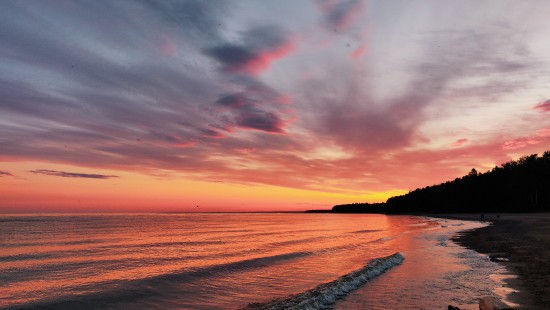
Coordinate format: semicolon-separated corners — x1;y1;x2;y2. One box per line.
349;44;367;59
318;0;365;31
29;170;118;179
503;128;550;150
534;100;550;112
236;111;286;133
451;139;468;147
0;170;14;177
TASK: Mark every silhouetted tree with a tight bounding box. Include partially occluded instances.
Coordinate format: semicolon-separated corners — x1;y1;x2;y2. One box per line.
332;150;550;214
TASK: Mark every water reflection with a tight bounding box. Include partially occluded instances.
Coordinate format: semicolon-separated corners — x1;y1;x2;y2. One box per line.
0;214;512;309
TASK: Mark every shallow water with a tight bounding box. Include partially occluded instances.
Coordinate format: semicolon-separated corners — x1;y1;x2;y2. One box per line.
0;213;512;309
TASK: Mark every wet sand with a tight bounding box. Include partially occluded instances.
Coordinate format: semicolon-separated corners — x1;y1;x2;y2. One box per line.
436;213;550;309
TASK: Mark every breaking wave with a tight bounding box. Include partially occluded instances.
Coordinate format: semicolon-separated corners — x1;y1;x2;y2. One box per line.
244;252;405;310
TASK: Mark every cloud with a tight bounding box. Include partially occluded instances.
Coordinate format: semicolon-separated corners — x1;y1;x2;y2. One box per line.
0;170;14;177
1;1;549;198
215;93;250;109
141;0;226;43
503;128;550;150
318;0;364;31
451;138;468;147
294;23;538;162
158;35;178;56
236;112;286;133
349;44;367;59
29;170;119;179
200;128;225;139
534;100;550;112
204;26;294;75
320;107;412;149
212;79;295;134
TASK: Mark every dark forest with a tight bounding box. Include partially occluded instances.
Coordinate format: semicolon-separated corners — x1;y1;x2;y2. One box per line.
332;151;550;214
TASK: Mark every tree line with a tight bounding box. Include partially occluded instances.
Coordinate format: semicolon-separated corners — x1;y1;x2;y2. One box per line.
332;150;550;214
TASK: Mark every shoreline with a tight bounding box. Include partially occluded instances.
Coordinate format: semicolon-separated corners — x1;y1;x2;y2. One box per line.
429;213;550;309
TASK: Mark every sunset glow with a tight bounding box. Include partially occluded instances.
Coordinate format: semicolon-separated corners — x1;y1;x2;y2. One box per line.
1;1;550;212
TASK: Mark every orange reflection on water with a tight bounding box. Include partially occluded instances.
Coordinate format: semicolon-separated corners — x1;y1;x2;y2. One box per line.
1;214;506;309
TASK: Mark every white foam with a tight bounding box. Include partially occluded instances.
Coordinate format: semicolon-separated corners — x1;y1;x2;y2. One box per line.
250;252;404;310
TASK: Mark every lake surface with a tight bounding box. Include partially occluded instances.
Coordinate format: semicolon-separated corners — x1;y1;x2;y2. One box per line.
0;213;514;309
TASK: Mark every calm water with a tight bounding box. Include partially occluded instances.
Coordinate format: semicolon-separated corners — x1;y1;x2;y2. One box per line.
0;213;514;309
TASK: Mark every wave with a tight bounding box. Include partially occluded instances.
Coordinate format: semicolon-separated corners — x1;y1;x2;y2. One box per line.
244;252;404;310
0;238;120;248
368;236;396;243
266;236;328;247
351;229;383;234
203;228;328;242
6;251;312;309
0;253;54;262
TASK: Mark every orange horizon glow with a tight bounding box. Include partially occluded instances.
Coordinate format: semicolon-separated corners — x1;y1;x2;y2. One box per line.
0;161;407;213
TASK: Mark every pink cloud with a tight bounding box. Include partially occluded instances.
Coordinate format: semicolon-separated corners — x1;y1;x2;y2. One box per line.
502;127;550;150
235;148;256;154
451;138;468;147
239;41;295;76
316;38;332;48
175;141;196;148
350;44;367;59
534;100;550;112
278;94;293;104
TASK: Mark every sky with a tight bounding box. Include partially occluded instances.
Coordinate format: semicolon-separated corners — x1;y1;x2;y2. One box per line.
1;0;550;212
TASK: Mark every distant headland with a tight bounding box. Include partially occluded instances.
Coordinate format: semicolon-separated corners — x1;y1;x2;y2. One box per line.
308;150;550;214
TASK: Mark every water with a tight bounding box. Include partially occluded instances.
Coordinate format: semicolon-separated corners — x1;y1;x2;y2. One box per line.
0;213;514;309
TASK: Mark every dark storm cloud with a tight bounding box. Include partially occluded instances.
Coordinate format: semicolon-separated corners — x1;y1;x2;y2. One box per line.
29;170;118;179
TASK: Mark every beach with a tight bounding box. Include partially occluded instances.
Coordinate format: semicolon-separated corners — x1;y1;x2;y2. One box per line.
447;213;550;309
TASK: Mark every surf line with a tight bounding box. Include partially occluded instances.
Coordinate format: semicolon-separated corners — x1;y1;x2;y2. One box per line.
244;252;405;310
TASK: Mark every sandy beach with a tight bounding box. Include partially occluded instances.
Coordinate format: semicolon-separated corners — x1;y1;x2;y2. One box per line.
441;213;550;309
